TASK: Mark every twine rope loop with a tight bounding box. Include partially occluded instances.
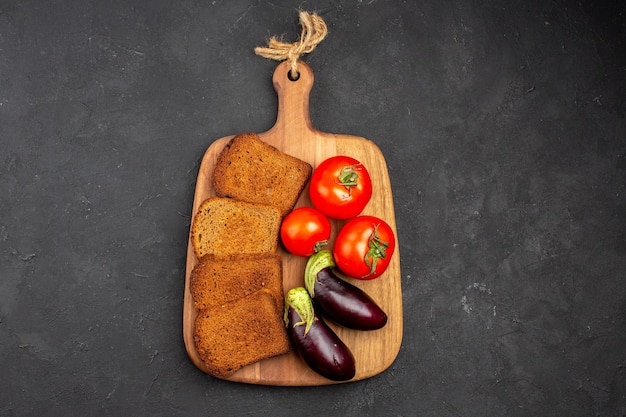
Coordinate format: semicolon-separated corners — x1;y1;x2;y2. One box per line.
254;11;327;78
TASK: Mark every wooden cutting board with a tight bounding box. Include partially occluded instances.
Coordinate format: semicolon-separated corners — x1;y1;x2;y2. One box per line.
183;61;402;386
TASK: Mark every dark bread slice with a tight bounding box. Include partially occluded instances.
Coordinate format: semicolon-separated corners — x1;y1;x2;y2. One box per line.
212;132;312;217
193;289;290;378
190;253;283;312
191;197;281;259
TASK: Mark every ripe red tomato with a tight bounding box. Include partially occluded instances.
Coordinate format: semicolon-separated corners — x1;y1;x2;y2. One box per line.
333;216;396;280
280;207;331;257
309;156;373;220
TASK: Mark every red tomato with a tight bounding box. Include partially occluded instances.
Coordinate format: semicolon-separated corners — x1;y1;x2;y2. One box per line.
280;207;332;257
309;156;373;220
333;216;395;280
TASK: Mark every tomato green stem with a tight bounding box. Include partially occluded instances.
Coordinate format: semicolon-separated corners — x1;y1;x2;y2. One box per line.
364;224;389;277
336;163;362;194
313;240;328;253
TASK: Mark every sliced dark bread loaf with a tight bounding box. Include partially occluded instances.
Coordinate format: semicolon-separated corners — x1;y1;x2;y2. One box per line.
212;132;312;218
191;197;281;259
190;253;283;311
193;289;290;378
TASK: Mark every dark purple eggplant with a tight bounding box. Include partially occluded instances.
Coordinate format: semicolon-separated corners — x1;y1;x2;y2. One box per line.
304;250;387;330
284;287;356;381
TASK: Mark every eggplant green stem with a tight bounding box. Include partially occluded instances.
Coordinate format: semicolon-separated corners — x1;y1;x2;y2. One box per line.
304;250;335;297
284;287;316;335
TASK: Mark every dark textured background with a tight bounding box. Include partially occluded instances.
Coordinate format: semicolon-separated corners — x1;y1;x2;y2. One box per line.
1;1;625;416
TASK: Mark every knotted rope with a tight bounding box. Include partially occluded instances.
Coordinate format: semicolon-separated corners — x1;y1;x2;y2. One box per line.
254;11;328;78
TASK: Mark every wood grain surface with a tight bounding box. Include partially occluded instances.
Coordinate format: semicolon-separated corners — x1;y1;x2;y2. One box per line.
183;61;402;385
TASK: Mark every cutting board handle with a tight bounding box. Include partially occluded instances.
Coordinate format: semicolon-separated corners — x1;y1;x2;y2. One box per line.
269;61;316;139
